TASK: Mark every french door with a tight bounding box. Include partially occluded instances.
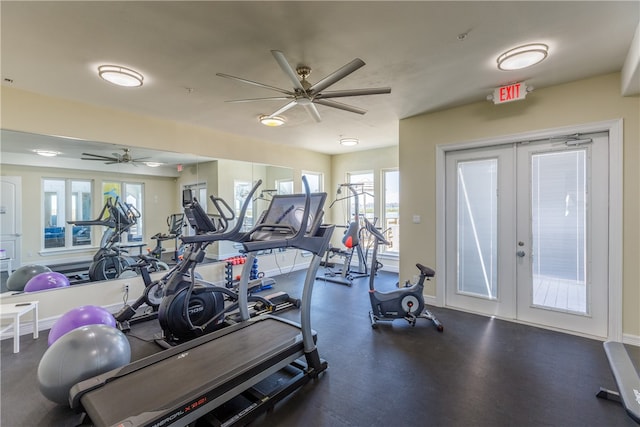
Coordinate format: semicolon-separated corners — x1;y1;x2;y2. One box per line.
445;132;609;337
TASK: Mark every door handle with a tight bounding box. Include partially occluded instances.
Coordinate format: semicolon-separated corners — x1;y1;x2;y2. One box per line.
516;250;526;257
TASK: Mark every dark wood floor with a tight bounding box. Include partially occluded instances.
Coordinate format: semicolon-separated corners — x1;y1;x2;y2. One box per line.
1;268;638;427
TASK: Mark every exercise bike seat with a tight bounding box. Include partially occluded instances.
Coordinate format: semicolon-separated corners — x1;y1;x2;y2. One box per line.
370;281;423;301
416;263;435;278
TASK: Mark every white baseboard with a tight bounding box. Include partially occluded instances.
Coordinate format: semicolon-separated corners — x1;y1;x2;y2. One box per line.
423;294;440;307
1;302;126;340
622;333;640;347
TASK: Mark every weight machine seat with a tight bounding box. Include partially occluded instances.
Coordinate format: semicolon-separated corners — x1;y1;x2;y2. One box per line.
71;316;313;427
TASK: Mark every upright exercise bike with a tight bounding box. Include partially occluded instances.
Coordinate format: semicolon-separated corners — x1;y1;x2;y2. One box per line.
363;216;443;331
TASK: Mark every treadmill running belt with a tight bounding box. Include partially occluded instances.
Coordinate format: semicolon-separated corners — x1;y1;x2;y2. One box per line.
80;317;305;427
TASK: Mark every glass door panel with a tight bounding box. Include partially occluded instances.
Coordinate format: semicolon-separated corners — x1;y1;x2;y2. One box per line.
457;159;498;299
445;146;516;318
530;150;587;314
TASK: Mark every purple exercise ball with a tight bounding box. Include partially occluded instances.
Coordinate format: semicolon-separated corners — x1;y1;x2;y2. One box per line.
48;305;116;346
24;271;70;292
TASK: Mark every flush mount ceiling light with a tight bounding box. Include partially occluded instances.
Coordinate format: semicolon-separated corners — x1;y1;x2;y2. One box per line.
98;65;144;87
497;43;548;71
144;162;163;168
259;115;285;127
33;149;60;157
340;137;359;146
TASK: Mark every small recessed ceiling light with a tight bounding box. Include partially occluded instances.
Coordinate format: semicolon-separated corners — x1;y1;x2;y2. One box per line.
33;149;60;157
340;137;359;146
497;43;548;71
144;162;163;168
98;65;144;87
259;115;285;127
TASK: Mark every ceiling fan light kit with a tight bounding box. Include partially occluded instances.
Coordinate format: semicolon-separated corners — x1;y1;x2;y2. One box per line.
497;43;548;71
259;115;285;127
217;50;391;123
98;65;144;87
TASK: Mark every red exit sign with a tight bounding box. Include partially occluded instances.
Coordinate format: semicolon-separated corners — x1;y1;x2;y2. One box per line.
491;82;528;104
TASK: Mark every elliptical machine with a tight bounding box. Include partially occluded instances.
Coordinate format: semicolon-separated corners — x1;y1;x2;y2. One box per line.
363;216;443;331
156;180;274;345
113;254;173;331
67;196;140;281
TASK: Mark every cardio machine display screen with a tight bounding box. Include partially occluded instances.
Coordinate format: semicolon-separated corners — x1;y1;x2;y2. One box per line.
260;193;326;234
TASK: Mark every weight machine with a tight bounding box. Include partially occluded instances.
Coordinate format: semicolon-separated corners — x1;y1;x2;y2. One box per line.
317;183;371;286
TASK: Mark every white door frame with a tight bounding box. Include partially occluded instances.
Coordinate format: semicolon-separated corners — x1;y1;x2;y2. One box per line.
0;176;23;270
435;119;623;341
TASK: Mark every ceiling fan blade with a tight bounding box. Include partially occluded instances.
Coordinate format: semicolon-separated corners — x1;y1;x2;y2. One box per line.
216;73;293;96
132;157;151;162
313;98;367;115
315;87;391;99
308;58;366;94
303;103;322;123
268;100;298;118
81;153;118;161
225;96;293;104
271;50;305;92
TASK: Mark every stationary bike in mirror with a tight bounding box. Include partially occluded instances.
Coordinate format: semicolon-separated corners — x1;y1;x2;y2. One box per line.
363;216;443;331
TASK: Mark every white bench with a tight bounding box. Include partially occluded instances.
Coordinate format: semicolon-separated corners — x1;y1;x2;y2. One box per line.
0;301;39;353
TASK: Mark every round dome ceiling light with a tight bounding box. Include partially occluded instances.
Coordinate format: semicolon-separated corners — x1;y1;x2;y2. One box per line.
497;43;548;71
98;65;144;87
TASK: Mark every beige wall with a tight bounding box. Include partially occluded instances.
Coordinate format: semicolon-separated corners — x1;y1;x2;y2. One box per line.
399;72;639;337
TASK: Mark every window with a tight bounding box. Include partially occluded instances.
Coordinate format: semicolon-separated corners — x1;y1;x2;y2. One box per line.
346;171;374;220
276;178;293;195
382;169;399;254
43;179;93;249
302;171;323;193
102;181;144;243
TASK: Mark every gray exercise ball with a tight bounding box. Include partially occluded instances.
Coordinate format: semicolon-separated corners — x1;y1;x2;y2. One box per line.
6;264;52;291
37;324;131;405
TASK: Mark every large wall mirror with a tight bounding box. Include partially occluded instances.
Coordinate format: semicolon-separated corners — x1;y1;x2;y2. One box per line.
0;129;293;296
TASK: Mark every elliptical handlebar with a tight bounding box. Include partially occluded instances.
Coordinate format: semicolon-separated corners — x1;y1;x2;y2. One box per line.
209;194;235;231
181;179;262;244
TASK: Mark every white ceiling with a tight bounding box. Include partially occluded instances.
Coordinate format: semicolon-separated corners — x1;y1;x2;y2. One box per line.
1;1;638;164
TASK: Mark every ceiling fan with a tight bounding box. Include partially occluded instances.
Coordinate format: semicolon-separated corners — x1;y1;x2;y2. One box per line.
81;148;150;165
216;50;391;123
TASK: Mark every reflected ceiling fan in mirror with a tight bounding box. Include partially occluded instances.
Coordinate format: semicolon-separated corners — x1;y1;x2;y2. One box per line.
81;148;150;165
216;50;391;123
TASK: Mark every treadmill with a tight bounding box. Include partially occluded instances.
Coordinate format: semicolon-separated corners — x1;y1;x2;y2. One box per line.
70;178;335;427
